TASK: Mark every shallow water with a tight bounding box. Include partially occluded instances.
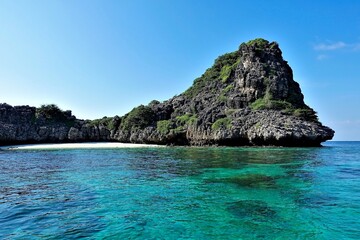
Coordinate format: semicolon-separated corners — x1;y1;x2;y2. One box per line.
1;142;359;239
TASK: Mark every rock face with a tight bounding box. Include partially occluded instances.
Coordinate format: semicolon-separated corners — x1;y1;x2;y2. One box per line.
0;104;112;145
0;38;334;146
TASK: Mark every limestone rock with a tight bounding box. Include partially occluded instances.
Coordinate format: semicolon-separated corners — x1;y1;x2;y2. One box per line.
0;38;334;146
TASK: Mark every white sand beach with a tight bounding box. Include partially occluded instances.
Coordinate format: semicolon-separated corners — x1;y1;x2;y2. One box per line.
2;142;164;150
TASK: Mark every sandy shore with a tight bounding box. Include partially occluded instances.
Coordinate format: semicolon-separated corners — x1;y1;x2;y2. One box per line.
2;142;164;150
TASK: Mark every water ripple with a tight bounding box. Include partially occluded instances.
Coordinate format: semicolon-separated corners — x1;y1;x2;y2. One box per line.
0;143;359;239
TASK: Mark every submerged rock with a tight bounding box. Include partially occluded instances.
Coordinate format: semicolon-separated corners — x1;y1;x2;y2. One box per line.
0;38;334;146
209;174;278;188
227;200;277;221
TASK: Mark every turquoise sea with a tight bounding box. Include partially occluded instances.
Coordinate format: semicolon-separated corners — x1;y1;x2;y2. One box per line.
0;141;359;239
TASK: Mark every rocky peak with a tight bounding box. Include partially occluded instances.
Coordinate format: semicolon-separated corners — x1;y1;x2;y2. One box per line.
235;38;305;108
180;38;307;114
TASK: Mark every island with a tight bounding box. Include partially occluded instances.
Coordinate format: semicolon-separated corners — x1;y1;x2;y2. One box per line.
0;38;334;146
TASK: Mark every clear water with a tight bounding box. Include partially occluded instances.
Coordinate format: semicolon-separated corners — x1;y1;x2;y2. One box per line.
0;142;359;239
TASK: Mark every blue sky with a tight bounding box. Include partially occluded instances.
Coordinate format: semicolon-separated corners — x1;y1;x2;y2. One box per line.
0;0;359;140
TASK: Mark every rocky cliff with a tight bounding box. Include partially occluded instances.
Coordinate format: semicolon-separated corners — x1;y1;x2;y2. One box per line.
0;39;334;146
0;104;112;145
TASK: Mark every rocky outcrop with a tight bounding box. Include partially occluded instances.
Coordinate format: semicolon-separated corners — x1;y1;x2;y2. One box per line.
0;38;334;146
0;104;112;145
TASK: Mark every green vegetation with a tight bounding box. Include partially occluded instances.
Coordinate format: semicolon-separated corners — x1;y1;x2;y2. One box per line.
36;104;62;119
220;65;232;83
157;116;194;135
245;38;276;55
35;104;75;127
121;105;155;131
293;108;318;122
219;58;240;84
217;94;228;103
184;51;239;97
215;51;239;66
246;38;269;49
157;120;173;134
250;98;267;110
223;84;234;93
89;116;118;131
156;114;197;135
250;96;319;122
148;100;160;106
212;117;231;130
176;113;197;126
173;125;186;134
217;84;235;103
36;104;71;121
250;98;293;111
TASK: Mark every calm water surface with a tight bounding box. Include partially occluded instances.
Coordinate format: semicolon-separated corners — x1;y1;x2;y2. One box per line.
0;141;359;239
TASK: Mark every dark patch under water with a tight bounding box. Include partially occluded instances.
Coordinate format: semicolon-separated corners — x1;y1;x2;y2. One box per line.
211;174;278;188
227;200;277;221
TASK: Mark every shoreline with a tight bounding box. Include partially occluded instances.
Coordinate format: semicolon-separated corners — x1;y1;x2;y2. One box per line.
2;142;164;150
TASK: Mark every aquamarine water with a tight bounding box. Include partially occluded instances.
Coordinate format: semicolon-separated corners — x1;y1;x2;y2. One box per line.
0;142;359;239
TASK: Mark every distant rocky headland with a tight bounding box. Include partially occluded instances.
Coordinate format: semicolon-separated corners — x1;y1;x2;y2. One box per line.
0;39;334;147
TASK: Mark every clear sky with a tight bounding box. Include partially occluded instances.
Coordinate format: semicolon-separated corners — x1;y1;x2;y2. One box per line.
0;0;359;140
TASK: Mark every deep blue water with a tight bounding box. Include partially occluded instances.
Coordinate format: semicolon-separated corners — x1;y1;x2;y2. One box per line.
0;141;359;239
